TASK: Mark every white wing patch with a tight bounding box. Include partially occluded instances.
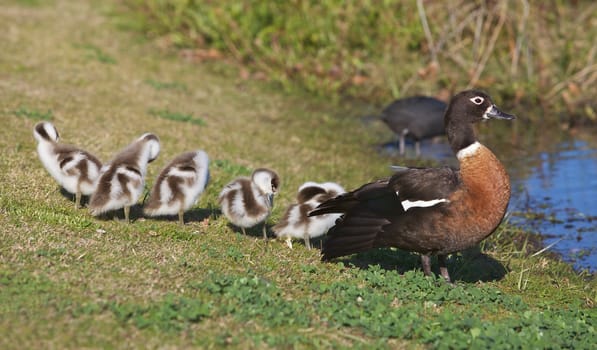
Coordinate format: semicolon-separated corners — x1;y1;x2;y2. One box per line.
401;198;448;211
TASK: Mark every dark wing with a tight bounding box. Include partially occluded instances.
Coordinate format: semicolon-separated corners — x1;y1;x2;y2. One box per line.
390;166;461;202
321;210;392;260
312;167;462;261
309;178;403;260
308;179;393;216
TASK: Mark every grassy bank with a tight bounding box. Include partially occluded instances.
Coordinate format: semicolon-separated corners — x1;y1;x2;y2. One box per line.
120;0;597;126
0;0;595;348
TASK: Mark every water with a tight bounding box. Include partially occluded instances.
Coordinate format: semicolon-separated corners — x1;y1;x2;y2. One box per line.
507;140;597;272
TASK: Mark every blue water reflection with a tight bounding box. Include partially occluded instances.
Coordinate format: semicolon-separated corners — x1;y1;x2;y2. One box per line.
509;141;597;272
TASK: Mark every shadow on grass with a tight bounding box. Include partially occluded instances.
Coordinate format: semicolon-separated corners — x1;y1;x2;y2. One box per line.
89;203;146;222
145;207;220;224
92;204;221;225
326;245;508;283
59;187;91;207
225;223;268;238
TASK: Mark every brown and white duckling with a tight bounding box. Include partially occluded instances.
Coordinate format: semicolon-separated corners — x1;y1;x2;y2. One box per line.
89;133;160;223
143;150;210;225
33;121;102;208
218;168;280;239
273;182;345;249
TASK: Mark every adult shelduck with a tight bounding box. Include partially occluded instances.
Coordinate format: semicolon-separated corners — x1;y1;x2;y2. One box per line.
310;90;515;282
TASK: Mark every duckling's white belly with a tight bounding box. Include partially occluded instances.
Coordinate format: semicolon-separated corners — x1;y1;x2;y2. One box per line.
102;167;144;211
274;204;307;239
307;213;341;238
274;202;341;240
37;144;67;185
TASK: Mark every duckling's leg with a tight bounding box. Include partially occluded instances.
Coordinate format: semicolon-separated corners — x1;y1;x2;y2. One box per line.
241;227;247;235
420;254;432;276
74;190;82;209
124;206;130;223
303;231;311;250
438;255;451;283
415;141;421;157
178;208;184;226
285;237;293;249
262;224;268;240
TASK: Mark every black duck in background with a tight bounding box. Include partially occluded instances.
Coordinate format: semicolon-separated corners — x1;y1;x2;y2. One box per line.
379;96;447;157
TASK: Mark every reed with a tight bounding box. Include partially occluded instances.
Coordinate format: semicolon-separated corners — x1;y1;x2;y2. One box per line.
122;0;597;125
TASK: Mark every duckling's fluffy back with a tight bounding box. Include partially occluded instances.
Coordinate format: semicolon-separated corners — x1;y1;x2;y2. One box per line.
144;150;209;216
89;133;160;215
218;176;272;228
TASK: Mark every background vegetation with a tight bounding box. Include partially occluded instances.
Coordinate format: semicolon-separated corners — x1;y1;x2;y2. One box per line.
121;0;597;126
0;0;595;348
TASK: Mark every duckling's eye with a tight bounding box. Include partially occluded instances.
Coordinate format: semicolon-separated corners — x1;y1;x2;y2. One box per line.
470;96;484;105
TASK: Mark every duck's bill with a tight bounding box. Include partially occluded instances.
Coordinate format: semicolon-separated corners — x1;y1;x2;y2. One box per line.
267;194;274;208
485;105;516;120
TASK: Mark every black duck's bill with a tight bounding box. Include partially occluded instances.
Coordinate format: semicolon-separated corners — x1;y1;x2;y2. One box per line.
485;105;516;120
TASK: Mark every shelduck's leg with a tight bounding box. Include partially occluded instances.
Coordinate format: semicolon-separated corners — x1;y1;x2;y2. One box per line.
438;255;452;283
420;254;432;276
178;208;184;226
124;205;130;223
303;231;311;250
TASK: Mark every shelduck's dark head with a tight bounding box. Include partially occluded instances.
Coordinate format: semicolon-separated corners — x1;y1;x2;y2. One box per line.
444;90;515;154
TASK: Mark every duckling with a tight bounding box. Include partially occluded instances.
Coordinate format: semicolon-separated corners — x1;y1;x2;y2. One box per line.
89;133;160;223
310;90;515;282
273;182;345;249
33;121;102;208
218;168;280;239
143;150;210;225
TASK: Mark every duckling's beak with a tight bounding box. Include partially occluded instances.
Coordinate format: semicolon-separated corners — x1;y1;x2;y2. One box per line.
485;105;516;120
267;193;275;208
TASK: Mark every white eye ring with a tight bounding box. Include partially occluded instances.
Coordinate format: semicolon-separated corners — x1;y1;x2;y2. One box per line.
470;96;484;105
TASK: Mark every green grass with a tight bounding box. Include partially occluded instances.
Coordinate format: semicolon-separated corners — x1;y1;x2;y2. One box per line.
0;0;595;349
145;79;188;92
74;43;117;64
148;108;206;126
11;106;53;121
